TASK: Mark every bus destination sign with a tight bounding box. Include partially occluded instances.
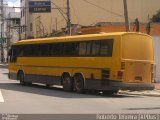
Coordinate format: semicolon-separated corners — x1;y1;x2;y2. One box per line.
29;1;51;13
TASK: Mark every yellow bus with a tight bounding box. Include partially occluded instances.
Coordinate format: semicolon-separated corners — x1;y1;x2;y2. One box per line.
8;32;155;94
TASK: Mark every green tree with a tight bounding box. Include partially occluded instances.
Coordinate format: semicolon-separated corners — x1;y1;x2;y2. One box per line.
151;10;160;22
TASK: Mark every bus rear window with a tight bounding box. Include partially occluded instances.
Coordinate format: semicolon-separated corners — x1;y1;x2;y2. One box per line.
122;35;153;60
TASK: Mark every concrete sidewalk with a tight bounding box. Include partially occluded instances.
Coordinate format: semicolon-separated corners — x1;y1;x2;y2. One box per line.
119;90;160;97
155;83;160;90
0;63;8;69
119;83;160;97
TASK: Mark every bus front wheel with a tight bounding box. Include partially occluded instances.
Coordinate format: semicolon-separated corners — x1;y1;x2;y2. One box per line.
74;74;85;93
18;71;26;86
62;73;74;91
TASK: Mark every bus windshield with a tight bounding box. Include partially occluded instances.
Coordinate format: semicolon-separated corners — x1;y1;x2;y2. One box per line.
122;34;154;61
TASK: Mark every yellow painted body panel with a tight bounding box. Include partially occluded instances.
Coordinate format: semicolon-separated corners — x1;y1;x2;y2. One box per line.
9;56;119;80
124;62;152;83
8;32;154;85
122;34;154;61
121;34;154;83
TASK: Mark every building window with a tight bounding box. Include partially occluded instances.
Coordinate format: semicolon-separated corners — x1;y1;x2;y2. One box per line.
22;26;25;33
24;26;26;32
22;9;25;17
21;10;22;18
21;26;23;33
30;23;33;31
16;19;20;25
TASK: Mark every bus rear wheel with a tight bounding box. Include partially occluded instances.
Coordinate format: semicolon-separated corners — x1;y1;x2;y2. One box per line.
74;74;85;93
62;73;74;91
18;72;26;86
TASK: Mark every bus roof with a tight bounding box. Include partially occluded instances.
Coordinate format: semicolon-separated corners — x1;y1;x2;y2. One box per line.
14;32;151;45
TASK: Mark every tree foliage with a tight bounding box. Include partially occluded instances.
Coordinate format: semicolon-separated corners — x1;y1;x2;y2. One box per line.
151;10;160;22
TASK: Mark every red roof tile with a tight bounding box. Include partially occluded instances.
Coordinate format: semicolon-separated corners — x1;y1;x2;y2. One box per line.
80;23;160;36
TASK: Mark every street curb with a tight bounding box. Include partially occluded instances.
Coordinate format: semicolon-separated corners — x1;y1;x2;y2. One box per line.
118;90;160;97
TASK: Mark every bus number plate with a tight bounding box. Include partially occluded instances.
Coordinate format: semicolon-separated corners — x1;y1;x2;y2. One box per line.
135;76;142;81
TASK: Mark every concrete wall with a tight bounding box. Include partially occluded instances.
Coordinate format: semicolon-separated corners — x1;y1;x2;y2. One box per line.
153;36;160;83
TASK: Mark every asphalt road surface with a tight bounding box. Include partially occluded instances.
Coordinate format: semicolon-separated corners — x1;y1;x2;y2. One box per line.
0;67;160;114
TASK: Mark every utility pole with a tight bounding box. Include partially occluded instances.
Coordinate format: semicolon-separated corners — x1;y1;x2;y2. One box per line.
0;0;4;62
24;0;27;39
146;14;151;35
123;0;130;32
6;18;11;59
66;0;71;35
18;23;21;40
135;18;139;32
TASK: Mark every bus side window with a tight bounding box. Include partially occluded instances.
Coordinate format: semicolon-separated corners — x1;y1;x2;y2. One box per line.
18;46;24;57
100;39;113;56
63;42;79;56
11;48;17;62
35;45;41;56
91;41;100;56
50;43;62;56
73;42;79;56
86;42;91;55
39;44;50;56
100;41;109;56
63;43;75;56
23;45;32;56
79;42;86;56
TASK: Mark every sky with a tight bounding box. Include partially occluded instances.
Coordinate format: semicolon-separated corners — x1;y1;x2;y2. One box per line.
7;0;20;12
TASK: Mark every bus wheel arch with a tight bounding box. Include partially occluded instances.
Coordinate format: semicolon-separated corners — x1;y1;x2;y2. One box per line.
17;70;26;85
62;72;74;91
73;73;86;93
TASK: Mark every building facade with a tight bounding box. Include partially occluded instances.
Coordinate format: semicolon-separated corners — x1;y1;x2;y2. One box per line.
0;4;19;62
20;0;160;39
6;12;20;44
4;11;20;62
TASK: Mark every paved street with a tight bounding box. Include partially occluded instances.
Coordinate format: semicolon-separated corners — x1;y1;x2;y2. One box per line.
0;67;160;114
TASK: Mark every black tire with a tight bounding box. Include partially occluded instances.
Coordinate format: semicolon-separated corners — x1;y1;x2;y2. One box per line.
18;72;26;86
62;74;74;91
74;74;85;93
103;90;119;95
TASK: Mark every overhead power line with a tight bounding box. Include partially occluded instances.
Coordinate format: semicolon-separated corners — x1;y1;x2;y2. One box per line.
70;2;80;25
82;0;124;18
